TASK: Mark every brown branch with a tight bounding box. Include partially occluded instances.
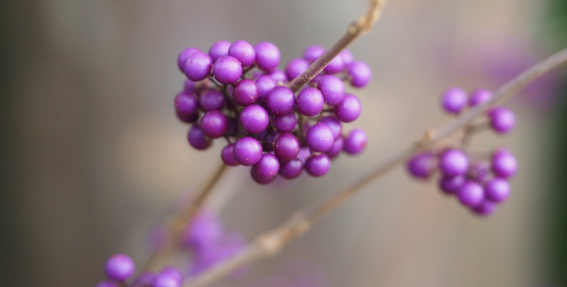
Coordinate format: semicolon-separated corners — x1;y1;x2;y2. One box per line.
184;47;567;287
287;0;387;92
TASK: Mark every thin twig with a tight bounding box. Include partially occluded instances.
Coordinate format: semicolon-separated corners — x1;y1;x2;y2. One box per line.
184;47;567;287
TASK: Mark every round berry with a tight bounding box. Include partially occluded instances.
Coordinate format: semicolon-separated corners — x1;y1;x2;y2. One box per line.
317;75;345;105
323;55;344;74
153;271;182;287
439;149;469;177
348;61;372;88
200;110;228;139
441;87;467;114
255;42;280;71
297;147;311;164
228;40;255;66
306;123;334;152
213;56;242;84
407;152;437;179
131;273;155;287
96;281;120;287
485;177;510;203
326;137;344;158
221;144;239;166
340;49;354;66
303;45;325;63
279;158;303;179
469;88;492;107
488;107;516;134
233;137;263;166
240;104;269;134
285;58;309;81
343;128;367;155
178;47;201;72
182;210;223;248
473;200;498;217
199;90;225;111
252;153;280;180
439;175;466;194
335;94;361;122
105;254;135;281
269;69;287;83
266;86;296;116
456;181;485;207
305;154;331;177
255;75;276;102
318;116;342;140
183;79;197;93
184;52;213;82
174;92;199;123
188;124;212;150
274;113;297;133
232;79;259;106
297;87;324;116
491;150;517;178
251;170;276;185
273;133;300;161
208;40;231;63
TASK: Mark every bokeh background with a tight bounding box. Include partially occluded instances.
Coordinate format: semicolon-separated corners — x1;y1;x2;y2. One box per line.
1;0;567;286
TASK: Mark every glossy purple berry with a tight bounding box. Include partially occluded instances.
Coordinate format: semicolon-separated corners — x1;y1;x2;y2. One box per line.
178;47;201;72
469;88;492;107
274;113;297;133
335;94;361;122
228;40;256;66
188;124;212;150
306;123;334;152
105;254;135;281
340;49;354;66
251;170;276;185
343;128;367;155
200;110;228;139
232;79;259;106
473;200;498;217
96;281;120;287
488;107;516;134
317;75;345;105
456;181;485;207
174;92;199;123
485;177;510;203
303;45;325;63
199;90;225;111
240;105;269;134
285;58;309;81
279;158;303;179
213;56;242;84
407;151;437;179
305;154;331;177
208;40;231;62
269;69;287;83
255;75;276;102
221;144;239;166
323;55;344;74
266;86;296;116
491;150;517;178
439;149;469;177
326;137;344;158
297;87;324;116
439;174;466;194
252;153;280;180
318;116;342;140
255;42;280;71
273;133;300;161
184;52;213;81
348;61;372;88
233;137;263;166
441;87;467;114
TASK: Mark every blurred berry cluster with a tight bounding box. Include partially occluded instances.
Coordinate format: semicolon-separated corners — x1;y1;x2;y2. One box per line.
174;40;372;184
407;88;517;216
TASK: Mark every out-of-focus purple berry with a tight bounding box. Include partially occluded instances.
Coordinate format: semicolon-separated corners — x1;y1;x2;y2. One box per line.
233;137;263;166
255;42;280;71
326;137;344;158
340;49;354;66
285;58;309;81
232;79;259;106
439;149;469;177
182;209;223;248
131;272;155;287
343;128;367;155
252;153;280;180
274;133;300;161
488;107;516;134
174;92;199;123
298;147;311;164
348;61;372;88
199;90;225;111
484;177;510;203
266;86;296;116
208;40;231;63
279;158;303;179
274;113;297;133
306;123;334;152
469;88;492;107
200;110;228;139
468;162;491;183
491;149;517;178
317;75;345;105
96;281;119;287
323;55;344;74
335;94;361;122
178;47;201;72
407;152;437;179
441;87;467;114
456;181;485;207
152;272;181;287
183;79;197;93
269;68;288;83
188;124;212;150
221;144;239;166
105;254;135;281
473;200;498;217
212;56;242;84
184;52;213;82
303;45;325;63
297;87;324;116
439;174;466;194
158;267;183;285
255;75;276;102
240;105;269;134
305;154;331;177
318;116;342;140
228;40;256;66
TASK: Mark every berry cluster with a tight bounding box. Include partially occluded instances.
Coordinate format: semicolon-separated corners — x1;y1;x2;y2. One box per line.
174;41;371;184
407;88;518;216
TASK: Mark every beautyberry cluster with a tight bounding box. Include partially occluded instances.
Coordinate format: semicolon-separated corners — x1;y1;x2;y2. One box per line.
175;41;372;184
96;254;184;287
407;88;517;216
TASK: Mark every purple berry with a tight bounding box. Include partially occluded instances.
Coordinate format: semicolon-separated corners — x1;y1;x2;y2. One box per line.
323;55;344;74
174;92;199;123
158;267;183;284
318;116;342;140
266;86;296;116
491;150;517;178
213;56;242;84
240;104;269;134
184;52;213;82
199;90;226;111
469;88;492;107
306;123;334;152
488;107;516;134
228;40;256;66
96;281;119;287
182;209;223;248
261;130;279;152
273;133;300;161
221;144;239;166
200;110;228;139
131;272;155;287
441;87;467;114
178;47;201;72
439;149;469;177
317;75;345;105
297;147;311;164
340;49;354;66
255;42;280;71
188;124;212;150
407;152;437;179
305;154;331;177
251;170;276;185
233;137;263;166
279;158;303;179
456;181;485;207
153;271;182;287
297;87;324;116
303;45;325;63
343;128;367;155
252;153;280;180
439;175;466;194
335;94;361;122
183;79;197;93
285;58;309;81
484;177;510;203
255;75;276;102
326;137;344;158
274;113;297;133
468;162;491;183
208;40;231;63
269;69;287;83
105;254;135;281
473;200;498;217
348;61;372;88
232;79;259;106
